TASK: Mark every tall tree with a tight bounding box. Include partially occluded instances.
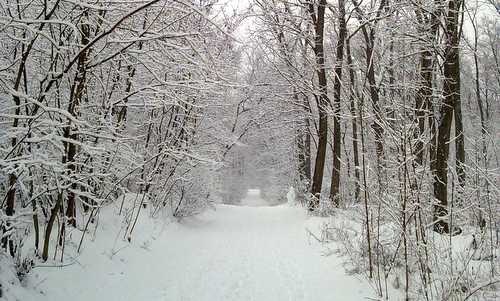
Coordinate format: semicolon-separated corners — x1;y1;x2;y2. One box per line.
308;0;329;207
433;0;463;233
413;1;440;166
329;0;347;206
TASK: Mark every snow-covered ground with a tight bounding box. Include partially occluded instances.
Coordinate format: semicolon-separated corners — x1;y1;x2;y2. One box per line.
4;190;374;301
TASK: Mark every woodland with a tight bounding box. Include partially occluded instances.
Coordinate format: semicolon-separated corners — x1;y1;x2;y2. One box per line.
0;0;499;300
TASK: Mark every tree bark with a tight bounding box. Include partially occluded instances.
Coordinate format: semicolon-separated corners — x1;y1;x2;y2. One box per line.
304;107;312;183
364;37;384;164
329;0;347;206
414;48;433;165
413;2;440;166
64;13;91;227
42;193;62;261
454;91;465;187
346;37;361;201
308;0;329;208
433;0;462;234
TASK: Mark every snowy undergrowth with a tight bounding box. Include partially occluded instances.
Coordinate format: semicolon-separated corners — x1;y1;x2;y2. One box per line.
0;254;39;300
311;206;500;301
0;193;179;300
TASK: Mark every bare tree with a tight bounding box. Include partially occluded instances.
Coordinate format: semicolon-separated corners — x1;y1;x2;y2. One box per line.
308;0;329;207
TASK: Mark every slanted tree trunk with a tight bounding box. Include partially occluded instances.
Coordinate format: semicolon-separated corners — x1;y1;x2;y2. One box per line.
308;0;329;208
329;0;347;206
433;0;462;234
42;192;63;261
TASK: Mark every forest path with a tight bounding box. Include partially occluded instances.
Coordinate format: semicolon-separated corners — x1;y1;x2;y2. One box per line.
28;190;372;301
157;190;371;301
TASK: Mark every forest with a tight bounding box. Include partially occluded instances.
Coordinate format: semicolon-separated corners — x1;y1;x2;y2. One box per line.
0;0;499;300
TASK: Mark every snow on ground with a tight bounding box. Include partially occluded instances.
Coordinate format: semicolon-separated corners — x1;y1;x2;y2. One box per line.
240;189;269;206
0;255;40;301
8;190;374;301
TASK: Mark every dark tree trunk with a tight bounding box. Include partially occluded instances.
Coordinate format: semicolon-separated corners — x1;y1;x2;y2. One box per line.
329;0;347;206
308;0;329;208
2;175;17;256
42;193;63;261
304;111;312;183
454;94;465;187
297;128;306;180
346;38;361;201
304;97;311;185
3;20;30;256
413;2;440;166
433;0;461;234
414;49;433;165
302;45;312;187
64;15;90;228
364;38;384;164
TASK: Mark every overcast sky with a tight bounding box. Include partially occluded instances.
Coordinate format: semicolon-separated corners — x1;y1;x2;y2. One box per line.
218;0;252;43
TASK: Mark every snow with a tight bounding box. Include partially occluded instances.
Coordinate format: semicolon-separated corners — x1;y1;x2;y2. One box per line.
0;255;39;301
11;190;374;301
239;188;268;206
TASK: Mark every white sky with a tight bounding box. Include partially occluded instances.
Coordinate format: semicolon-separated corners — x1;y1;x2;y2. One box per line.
213;0;498;51
218;0;253;43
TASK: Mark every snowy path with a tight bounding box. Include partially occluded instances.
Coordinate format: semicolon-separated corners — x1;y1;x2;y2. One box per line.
28;191;372;301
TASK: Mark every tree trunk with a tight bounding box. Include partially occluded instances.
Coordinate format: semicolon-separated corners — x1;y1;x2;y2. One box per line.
2;175;17;256
308;0;329;208
433;0;461;234
414;48;433;165
42;192;63;261
304;110;312;183
295;93;311;195
302;43;312;186
365;38;384;165
64;14;90;227
454;93;465;187
413;2;440;166
329;0;346;206
346;37;361;201
3;20;29;256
